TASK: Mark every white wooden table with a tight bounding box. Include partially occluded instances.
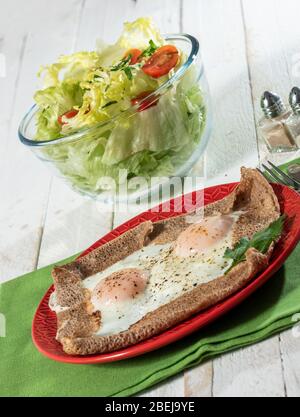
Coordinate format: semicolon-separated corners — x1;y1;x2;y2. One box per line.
1;0;300;397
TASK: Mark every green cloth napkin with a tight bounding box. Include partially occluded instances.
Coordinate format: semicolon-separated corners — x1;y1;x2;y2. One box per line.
0;159;300;397
0;251;299;397
280;156;300;170
264;156;300;180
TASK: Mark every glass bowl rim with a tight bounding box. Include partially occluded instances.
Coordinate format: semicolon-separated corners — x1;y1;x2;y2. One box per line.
18;33;200;147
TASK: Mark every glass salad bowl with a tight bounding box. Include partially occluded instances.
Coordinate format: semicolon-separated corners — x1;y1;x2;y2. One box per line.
19;34;212;203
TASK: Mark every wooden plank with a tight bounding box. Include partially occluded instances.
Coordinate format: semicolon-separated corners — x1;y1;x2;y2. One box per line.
0;10;27;281
38;0;183;268
182;0;259;188
76;0;181;48
0;7;32;283
184;363;212;397
37;0;118;268
182;0;261;396
75;0;139;48
112;0;182;222
242;0;300;397
0;18;24;156
37;178;113;268
213;337;285;397
110;0;184;398
279;329;300;397
242;0;300;161
142;374;184;398
0;0;83;282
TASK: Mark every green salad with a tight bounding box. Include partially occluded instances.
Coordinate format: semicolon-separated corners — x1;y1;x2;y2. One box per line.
34;18;206;195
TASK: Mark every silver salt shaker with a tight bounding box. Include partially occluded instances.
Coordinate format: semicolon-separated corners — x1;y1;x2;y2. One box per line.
287;86;300;147
258;91;298;152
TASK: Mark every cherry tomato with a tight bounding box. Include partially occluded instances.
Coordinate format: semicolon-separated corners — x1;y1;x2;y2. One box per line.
131;91;159;112
58;109;79;126
124;48;142;65
142;45;179;78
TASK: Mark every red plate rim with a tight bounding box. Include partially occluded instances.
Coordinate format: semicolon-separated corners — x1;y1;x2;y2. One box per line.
32;182;300;364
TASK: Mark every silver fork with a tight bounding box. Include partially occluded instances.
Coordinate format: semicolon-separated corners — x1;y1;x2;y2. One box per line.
258;160;300;192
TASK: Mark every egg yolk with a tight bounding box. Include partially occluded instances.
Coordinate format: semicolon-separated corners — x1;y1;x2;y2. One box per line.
174;214;234;257
92;268;148;305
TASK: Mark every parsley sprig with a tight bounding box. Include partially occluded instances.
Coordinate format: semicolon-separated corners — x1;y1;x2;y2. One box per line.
140;39;158;58
111;54;132;72
110;54;134;80
224;215;285;273
109;40;158;80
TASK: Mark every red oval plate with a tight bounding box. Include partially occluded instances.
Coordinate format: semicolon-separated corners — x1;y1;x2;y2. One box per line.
32;183;300;364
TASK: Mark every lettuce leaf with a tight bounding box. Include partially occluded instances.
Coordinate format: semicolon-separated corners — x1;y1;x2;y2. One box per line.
117;17;164;50
34;17;206;194
34;82;83;140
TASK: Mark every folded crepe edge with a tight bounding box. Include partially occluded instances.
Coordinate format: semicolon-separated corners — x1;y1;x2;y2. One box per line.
51;167;281;355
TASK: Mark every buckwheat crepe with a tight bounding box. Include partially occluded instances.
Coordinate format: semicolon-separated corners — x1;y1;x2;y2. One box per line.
50;168;280;355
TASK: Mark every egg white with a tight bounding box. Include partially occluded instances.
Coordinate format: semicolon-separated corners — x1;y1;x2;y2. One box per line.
50;212;241;337
83;217;239;336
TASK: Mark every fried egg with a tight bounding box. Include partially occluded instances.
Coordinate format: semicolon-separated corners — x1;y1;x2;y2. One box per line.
77;212;241;337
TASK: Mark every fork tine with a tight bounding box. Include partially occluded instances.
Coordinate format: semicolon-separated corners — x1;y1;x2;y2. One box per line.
261;163;287;185
267;160;300;188
257;168;271;182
